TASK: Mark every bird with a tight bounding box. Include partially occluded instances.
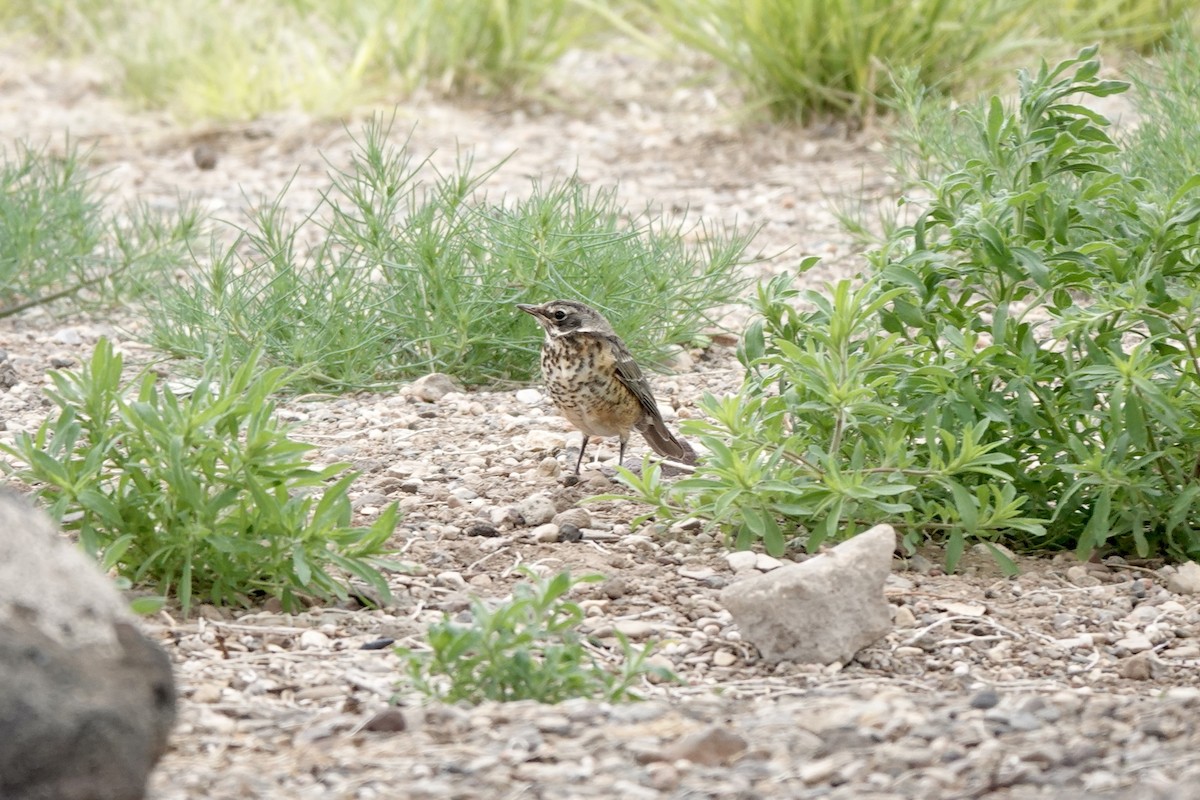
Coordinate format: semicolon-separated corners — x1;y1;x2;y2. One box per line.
517;299;697;478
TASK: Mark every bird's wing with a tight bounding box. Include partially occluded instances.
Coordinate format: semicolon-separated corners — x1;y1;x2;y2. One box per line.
605;334;694;462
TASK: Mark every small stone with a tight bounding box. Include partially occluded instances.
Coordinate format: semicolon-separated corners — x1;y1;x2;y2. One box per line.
614;620;656;639
524;429;569;452
192;143;218;170
904;554;935;574
410;373;459;402
465;521;500;538
659;725;748;766
299;630;331;650
362;708;407;733
893;605;917;627
725;551;758;572
537;457;561;478
191;684;222;704
53;328;82;345
970;688;1000;709
601;577;629;599
515;388;542;404
531;523;560;543
755;554;785;571
518;493;558;526
1118;652;1156;680
435;571;466;588
1116;634;1153;653
711;649;737;667
49;354;75;369
552;508;592;529
1166;561;1200;595
645;762;679;792
1066;565;1100;587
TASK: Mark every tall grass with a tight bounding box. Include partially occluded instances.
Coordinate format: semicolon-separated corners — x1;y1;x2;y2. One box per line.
0;0;604;120
145;117;756;390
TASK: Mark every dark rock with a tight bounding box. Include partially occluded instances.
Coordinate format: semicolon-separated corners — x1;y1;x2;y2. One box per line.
0;493;175;800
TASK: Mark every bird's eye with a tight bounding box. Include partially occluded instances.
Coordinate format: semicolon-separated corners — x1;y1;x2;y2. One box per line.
553;310;566;321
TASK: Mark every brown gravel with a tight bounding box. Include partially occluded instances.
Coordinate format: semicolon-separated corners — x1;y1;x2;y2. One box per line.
2;38;1199;800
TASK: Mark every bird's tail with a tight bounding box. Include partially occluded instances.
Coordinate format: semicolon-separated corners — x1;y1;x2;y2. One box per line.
638;417;697;465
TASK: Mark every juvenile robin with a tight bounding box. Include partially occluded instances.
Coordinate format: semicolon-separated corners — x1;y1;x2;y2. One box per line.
518;299;697;477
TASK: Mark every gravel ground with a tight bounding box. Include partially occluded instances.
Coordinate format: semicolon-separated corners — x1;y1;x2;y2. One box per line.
2;39;1199;800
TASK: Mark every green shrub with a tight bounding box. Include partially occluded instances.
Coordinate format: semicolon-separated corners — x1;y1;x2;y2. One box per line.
0;339;397;613
146;116;754;391
618;47;1200;565
0;140;201;316
397;570;673;704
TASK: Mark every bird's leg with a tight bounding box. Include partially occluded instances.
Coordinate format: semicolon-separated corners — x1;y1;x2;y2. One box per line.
574;434;590;475
618;434;628;469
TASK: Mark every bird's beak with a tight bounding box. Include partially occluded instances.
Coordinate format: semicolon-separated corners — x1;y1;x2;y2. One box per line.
517;303;546;319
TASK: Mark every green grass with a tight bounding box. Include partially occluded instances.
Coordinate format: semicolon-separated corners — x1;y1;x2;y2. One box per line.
0;140;202;316
0;340;397;614
643;0;1042;122
145;116;756;391
0;0;605;120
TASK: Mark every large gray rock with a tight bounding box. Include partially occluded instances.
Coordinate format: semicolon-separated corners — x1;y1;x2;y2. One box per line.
720;524;895;665
0;492;175;800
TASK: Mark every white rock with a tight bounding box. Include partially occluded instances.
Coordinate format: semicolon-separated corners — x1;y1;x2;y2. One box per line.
720;524;896;664
755;554;785;571
53;327;82;345
299;630;331;650
531;523;560;543
409;372;460;402
515;388;543;404
523;429;569;453
518;493;558;526
1166;561;1200;595
1115;634;1153;653
614;620;657;639
725;551;758;572
893;605;917;627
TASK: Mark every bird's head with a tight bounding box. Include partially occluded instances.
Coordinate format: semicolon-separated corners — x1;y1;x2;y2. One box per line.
517;300;615;338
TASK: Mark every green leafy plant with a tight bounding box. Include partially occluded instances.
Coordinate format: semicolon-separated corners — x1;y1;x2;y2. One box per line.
617;47;1200;565
396;570;673;704
147;116;754;390
0;339;397;613
0;140;202;315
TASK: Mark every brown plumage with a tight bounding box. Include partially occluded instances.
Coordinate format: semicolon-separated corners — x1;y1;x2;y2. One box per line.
518;300;696;475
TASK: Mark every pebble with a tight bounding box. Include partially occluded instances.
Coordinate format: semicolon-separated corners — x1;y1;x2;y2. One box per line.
725;551;758;571
298;630;331;650
755;553;785;571
518;493;558;526
531;523;560;543
1166;561;1200;595
552;507;592;528
658;725;748;766
1118;652;1156;680
1067;565;1101;587
53;327;82;345
614;620;657;639
1115;634;1153;653
410;373;459;402
711;649;737;667
515;388;542;404
892;605;917;627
